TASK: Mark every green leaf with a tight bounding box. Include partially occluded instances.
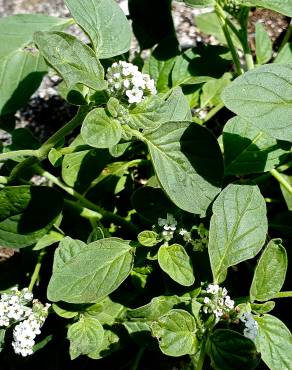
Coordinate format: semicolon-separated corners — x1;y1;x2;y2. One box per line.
81;108;122;149
85;297;124;326
138;231;159;247
34;31;106;91
274;43;292;64
280;174;292;211
128;88;191;133
151;309;198;356
68;316;104;360
200;73;232;108
47;237;134;303
181;0;215;7
0;186;63;248
64;0;131;59
251;301;275;314
222;64;292;142
144;121;223;216
223;116;290;175
88;329;121;359
242;0;292;17
158;244;195;286
207;329;260;370
52;303;79;319
255;314;292;370
0;329;5;352
255;23;273;65
208;183;267;283
126;295;181;321
250;239;287;302
33;230;64;250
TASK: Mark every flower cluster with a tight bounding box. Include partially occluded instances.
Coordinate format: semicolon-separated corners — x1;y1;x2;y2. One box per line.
157;214;178;242
0;287;50;357
202;284;235;321
0;287;33;327
223;0;242;14
240;312;258;341
106;61;157;104
12;301;50;357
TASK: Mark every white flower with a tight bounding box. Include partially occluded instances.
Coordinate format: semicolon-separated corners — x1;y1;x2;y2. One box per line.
204;297;210;304
224;296;234;309
206;284;220;295
126;88;144;104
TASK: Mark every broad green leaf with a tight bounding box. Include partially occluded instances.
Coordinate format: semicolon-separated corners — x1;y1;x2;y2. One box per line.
33;230;64;250
88;329;121;359
64;0;131;58
250;239;287;302
81;108;122;149
274;43;292;64
151;309;198;356
242;0;292;17
207;329;260;370
255;314;292;370
138;230;159;247
128;88;191;133
223;116;290;175
47;237;134;303
85;297;124;326
68;316;104;360
144;121;223;216
0;186;63;248
200;73;232;108
222;64;292;142
52;303;79;319
255;23;273;65
34;31;106;91
126;296;181;321
158;244;195;286
251;301;275;314
280;174;292;211
0;14;71;59
208;183;267;283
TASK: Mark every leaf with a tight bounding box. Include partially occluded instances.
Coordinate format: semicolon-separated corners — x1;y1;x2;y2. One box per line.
64;0;131;59
52;303;79;319
33;230;64;250
138;231;159;247
242;0;292;17
34;31;106;91
200;73;232;108
0;186;63;248
223;116;290;175
208;183;267;283
0;14;71;116
0;329;5;352
280;174;292;211
158;244;195;286
255;23;273;65
250;239;287;302
81;108;122;149
181;0;215;7
129;0;176;50
88;329;121;359
85;297;124;325
222;64;292;142
207;329;260;370
251;301;275;314
68;316;104;360
144;121;223;216
274;43;292;64
151;309;198;356
126;296;181;321
47;237;134;303
255;314;292;370
128;88;191;133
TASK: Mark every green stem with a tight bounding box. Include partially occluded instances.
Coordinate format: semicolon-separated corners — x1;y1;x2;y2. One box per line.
240;8;255;71
273;291;292;299
202;102;225;123
64;199;104;220
35;166;139;235
215;3;243;75
196;338;207;370
132;347;145;370
0;149;37;162
278;20;292;53
28;249;46;292
36;106;89;160
270;168;292;195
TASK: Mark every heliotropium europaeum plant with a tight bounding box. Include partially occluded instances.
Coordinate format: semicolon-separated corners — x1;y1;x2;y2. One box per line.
0;0;291;369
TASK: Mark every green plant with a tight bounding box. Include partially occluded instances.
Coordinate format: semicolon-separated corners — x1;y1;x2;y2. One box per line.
0;0;291;369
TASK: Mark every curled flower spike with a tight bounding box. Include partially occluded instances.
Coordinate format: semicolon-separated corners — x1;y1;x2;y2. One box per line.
106;61;157;104
240;312;259;341
202;284;235;322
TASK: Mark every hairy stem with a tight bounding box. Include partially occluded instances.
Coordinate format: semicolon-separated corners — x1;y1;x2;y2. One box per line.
196;337;207;370
270;168;292;195
0;149;37;162
273;291;292;299
28;249;46;292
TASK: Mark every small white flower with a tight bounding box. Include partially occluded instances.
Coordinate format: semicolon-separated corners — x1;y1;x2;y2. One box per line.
206;284;220;295
126;88;144;104
224;296;234;309
179;228;188;236
204;297;210;304
123;79;130;89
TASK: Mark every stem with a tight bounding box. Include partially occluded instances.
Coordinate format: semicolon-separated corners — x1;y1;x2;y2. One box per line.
270;168;292;195
273;291;292;299
215;3;243;75
64;199;104;220
132;347;145;370
278;20;292;53
0;149;37;162
196;338;207;370
35;166;139;235
240;8;255;71
28;250;46;292
36;106;89;160
202;102;225;123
